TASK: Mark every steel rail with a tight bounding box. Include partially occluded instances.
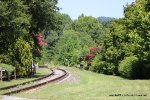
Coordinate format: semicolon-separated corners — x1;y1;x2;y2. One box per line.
1;68;68;95
0;68;54;90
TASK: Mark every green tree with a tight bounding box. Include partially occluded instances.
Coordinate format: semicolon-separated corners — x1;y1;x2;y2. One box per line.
39;13;72;63
53;30;95;66
0;0;31;54
97;0;150;78
9;37;33;76
123;0;150;62
24;0;58;34
72;16;104;44
0;0;59;76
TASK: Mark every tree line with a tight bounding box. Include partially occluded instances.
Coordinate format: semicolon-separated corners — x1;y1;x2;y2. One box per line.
0;0;150;79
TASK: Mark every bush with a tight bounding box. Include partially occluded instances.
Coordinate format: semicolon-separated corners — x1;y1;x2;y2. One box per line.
105;63;116;75
53;30;96;66
90;61;107;73
0;63;15;80
118;56;140;79
0;54;11;64
90;55;104;73
8;38;33;76
90;55;115;74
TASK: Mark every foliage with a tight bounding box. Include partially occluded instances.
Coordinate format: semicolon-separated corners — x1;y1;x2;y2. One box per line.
41;13;72;62
53;30;95;66
53;30;80;66
0;0;59;75
90;55;104;73
119;56;141;79
123;0;150;62
0;0;31;54
72;15;104;44
8;38;33;76
96;0;150;78
33;32;48;47
24;0;59;34
0;63;15;76
32;31;48;60
90;55;115;75
0;54;11;64
80;47;101;70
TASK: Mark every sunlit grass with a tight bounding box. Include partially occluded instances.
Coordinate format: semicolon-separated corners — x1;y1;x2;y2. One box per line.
14;67;150;100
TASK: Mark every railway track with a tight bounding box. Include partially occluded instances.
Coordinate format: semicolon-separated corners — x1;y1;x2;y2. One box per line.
0;68;69;95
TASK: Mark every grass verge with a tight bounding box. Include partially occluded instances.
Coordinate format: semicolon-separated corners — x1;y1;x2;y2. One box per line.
14;67;150;100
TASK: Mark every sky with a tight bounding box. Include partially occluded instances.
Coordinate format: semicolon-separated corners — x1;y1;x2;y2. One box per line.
57;0;136;19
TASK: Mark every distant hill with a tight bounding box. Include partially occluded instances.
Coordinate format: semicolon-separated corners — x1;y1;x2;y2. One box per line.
97;16;115;28
97;16;115;22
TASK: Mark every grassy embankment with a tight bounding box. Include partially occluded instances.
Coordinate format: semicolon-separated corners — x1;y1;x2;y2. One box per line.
14;67;150;100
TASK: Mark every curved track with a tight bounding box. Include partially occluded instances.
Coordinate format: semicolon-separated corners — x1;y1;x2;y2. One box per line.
1;68;69;95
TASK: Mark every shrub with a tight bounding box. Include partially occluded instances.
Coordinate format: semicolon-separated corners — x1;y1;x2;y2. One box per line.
90;55;115;74
90;61;107;73
0;54;11;64
53;30;96;66
8;38;33;76
0;63;15;80
105;63;116;75
118;56;140;79
90;55;99;72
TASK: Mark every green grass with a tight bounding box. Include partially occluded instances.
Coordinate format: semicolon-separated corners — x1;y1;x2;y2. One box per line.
0;68;51;94
14;67;150;100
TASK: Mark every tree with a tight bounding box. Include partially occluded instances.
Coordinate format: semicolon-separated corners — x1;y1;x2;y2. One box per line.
0;0;59;76
0;0;31;54
123;0;150;62
72;16;104;44
9;37;33;76
96;0;150;78
24;0;59;34
53;30;95;66
39;13;72;63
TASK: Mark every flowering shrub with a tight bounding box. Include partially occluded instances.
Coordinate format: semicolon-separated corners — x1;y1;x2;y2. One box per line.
80;47;101;67
90;47;95;52
90;47;101;53
34;32;48;47
79;47;102;70
33;32;48;58
87;61;92;66
85;54;95;59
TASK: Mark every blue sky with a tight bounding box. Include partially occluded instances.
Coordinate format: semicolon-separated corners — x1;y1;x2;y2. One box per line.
57;0;136;19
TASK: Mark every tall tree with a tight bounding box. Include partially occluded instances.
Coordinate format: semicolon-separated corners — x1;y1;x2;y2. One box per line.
0;0;59;76
123;0;150;62
24;0;58;34
72;16;104;45
97;0;150;78
0;0;31;54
